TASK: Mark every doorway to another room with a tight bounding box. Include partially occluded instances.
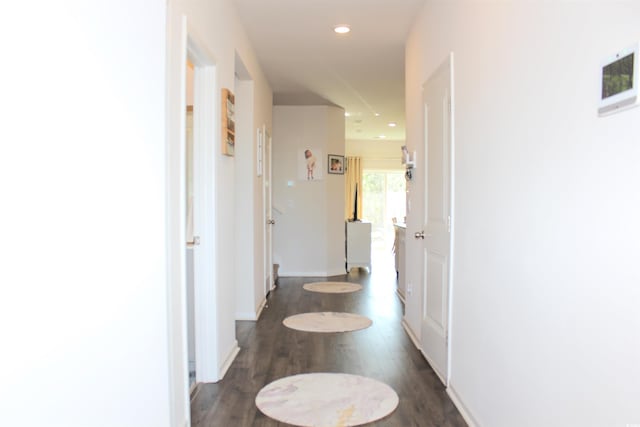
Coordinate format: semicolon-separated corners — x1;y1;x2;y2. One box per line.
361;170;406;274
182;35;221;389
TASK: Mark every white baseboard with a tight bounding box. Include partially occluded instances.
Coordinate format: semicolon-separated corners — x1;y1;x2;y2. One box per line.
420;348;447;385
447;385;479;427
218;341;240;380
279;271;336;277
402;319;475;426
255;297;267;320
402;318;421;351
326;268;349;277
403;319;446;384
236;297;267;321
404;318;447;386
189;381;198;396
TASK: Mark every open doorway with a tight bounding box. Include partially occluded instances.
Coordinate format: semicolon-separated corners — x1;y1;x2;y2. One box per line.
362;170;406;255
360;170;406;280
166;17;223;424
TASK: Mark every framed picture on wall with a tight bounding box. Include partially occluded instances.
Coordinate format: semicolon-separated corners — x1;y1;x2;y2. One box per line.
328;154;344;175
298;148;324;181
221;88;235;156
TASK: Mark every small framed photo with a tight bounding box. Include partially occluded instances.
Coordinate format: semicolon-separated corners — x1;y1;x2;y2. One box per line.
328;154;345;175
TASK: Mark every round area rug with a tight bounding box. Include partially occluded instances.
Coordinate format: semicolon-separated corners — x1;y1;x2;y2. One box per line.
256;373;399;427
303;281;363;294
283;312;372;333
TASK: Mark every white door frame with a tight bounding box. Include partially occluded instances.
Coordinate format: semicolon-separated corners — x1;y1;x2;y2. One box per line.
166;15;221;427
166;15;190;426
263;126;274;293
446;54;456;388
187;35;220;384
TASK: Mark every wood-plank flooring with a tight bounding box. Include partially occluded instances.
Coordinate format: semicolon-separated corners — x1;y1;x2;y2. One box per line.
190;259;467;426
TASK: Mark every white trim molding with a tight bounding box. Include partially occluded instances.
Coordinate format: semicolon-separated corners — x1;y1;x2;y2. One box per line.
447;386;479;427
235;297;267;321
218;343;241;381
402;318;422;351
278;270;346;277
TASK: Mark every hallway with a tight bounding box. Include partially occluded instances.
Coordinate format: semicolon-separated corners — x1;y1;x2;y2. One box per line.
190;251;466;426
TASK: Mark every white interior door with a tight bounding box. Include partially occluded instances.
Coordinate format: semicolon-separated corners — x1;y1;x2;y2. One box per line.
185;102;197;390
419;54;454;384
264;128;274;292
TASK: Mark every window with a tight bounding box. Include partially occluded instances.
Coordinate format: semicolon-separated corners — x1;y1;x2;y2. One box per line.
362;170;406;252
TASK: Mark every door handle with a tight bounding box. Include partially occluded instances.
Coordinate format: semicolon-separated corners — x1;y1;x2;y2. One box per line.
414;231;433;239
187;235;200;246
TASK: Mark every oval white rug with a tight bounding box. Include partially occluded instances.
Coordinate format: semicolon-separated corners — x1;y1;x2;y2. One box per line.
283;312;372;333
303;281;363;293
256;373;399;427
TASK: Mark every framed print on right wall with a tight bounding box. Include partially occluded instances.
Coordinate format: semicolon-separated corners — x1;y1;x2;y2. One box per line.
328;154;345;174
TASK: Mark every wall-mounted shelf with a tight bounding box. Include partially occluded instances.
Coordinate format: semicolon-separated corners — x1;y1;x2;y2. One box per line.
221;88;235;156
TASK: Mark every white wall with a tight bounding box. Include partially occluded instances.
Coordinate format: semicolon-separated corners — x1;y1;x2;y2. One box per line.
346;139;405;171
273;106;346;277
406;2;640;426
168;0;273;382
0;1;172;426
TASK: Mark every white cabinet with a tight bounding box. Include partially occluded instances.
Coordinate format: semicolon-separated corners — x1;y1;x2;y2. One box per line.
346;221;371;272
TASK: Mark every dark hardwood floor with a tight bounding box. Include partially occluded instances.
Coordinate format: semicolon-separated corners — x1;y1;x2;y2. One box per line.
190;254;467;426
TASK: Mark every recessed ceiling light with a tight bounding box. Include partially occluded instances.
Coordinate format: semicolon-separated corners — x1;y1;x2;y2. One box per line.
334;25;351;34
344;112;351;117
388;122;397;127
378;135;386;139
374;112;381;117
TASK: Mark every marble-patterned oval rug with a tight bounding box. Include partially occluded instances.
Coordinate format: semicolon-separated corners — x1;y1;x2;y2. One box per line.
303;281;363;293
283;312;372;333
256;373;399;427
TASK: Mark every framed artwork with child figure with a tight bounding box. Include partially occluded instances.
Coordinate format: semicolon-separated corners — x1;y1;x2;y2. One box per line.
298;148;324;181
328;154;344;175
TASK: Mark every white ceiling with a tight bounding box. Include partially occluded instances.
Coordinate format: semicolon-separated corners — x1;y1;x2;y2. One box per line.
232;0;426;142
